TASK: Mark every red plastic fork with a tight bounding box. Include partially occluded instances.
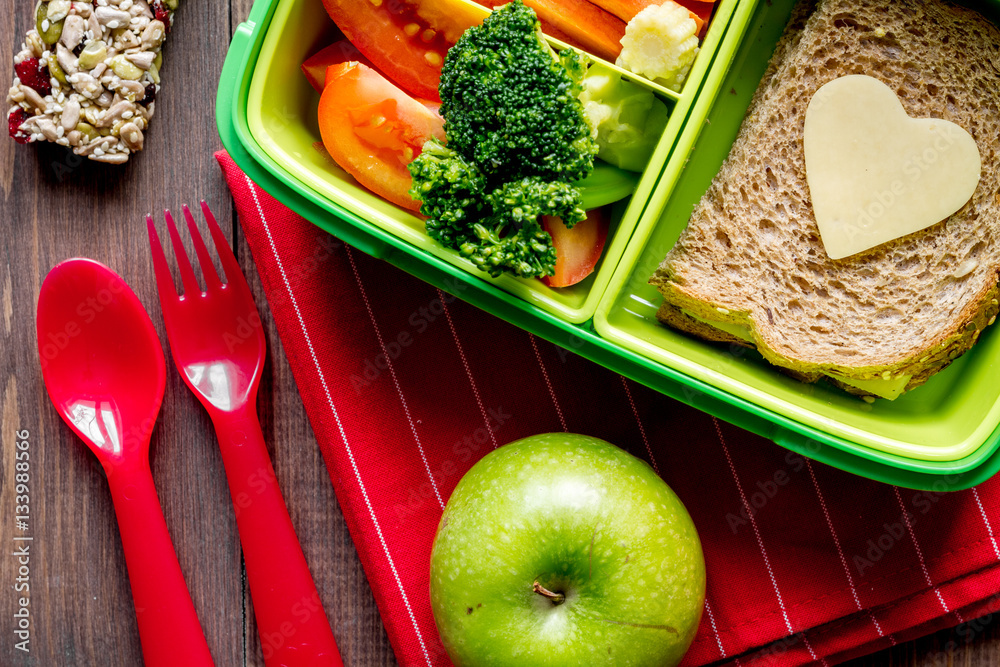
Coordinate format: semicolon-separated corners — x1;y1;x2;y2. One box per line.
147;203;343;667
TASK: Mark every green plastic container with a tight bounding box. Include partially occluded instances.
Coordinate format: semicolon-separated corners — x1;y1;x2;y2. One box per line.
217;0;1000;490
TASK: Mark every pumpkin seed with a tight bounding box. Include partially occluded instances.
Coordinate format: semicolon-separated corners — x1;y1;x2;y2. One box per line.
46;52;68;84
76;121;98;142
110;55;143;80
36;2;65;45
77;40;107;71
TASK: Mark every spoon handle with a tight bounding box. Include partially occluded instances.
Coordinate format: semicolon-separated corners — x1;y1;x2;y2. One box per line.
105;460;214;667
212;407;343;667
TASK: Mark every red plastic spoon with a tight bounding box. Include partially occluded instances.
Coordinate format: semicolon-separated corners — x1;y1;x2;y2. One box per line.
37;258;214;667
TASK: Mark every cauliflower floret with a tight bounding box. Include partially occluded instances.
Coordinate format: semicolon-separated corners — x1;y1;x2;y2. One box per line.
616;1;700;92
579;64;670;171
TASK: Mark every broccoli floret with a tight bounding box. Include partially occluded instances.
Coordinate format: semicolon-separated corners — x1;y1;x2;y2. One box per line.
438;0;597;184
409;0;598;280
409;140;487;248
559;48;588;91
487;177;586;230
411;145;587;278
463;178;585;278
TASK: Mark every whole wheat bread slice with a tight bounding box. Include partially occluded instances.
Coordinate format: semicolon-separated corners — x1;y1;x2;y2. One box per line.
650;0;1000;397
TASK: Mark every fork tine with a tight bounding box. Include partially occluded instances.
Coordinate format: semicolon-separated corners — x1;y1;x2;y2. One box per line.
200;201;245;288
164;209;202;297
147;215;179;301
182;204;221;289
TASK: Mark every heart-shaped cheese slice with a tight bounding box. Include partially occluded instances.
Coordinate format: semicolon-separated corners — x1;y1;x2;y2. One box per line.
803;75;981;260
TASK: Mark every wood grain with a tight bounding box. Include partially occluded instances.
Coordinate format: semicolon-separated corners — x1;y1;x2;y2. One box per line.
0;0;997;665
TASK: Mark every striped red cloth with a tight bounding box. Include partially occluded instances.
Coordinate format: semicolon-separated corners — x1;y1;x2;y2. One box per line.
217;151;1000;666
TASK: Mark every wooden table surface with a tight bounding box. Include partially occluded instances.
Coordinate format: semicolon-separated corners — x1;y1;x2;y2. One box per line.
2;1;1000;665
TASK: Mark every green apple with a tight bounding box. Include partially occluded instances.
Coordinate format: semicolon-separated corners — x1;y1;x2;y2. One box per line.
430;433;705;666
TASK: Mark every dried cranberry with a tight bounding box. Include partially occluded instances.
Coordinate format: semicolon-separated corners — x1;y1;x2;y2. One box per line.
152;1;171;29
140;83;157;106
14;58;51;97
8;108;31;144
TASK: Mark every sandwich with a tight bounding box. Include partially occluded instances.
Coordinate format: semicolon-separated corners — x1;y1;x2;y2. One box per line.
649;0;1000;400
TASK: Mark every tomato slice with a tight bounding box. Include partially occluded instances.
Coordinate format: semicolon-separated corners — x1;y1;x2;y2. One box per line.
318;62;446;211
301;40;375;92
320;0;487;101
302;41;445;123
541;208;610;288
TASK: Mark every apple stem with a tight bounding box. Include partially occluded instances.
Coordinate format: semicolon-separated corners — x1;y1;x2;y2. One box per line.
532;581;565;605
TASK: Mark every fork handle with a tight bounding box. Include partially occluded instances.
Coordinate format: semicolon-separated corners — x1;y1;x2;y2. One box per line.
212;409;344;667
105;459;215;667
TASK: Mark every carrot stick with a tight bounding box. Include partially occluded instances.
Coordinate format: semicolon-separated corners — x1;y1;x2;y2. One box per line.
586;0;708;36
528;0;627;61
475;0;626;62
586;0;653;23
675;0;714;33
472;0;578;44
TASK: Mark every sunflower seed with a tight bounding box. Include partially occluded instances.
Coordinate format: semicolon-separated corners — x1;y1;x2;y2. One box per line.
95;7;131;28
61;98;81;129
119;121;142;150
20;86;47;112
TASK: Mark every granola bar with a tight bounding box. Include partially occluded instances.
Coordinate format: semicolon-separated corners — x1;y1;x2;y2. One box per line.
7;0;177;164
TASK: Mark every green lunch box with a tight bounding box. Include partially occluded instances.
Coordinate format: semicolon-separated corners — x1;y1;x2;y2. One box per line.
217;0;1000;490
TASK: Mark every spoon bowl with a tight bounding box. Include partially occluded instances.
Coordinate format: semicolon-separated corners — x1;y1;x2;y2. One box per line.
37;258;214;667
38;258;165;462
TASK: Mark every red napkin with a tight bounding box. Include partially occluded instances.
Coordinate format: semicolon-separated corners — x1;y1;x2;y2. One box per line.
216;151;1000;667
